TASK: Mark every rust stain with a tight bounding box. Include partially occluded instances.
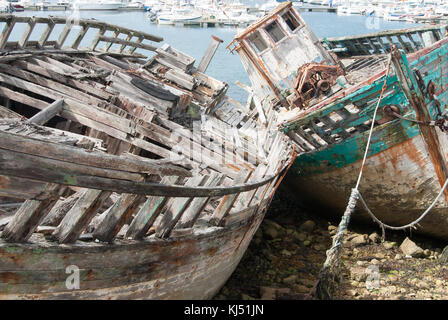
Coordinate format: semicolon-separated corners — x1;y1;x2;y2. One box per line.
0;272;20;284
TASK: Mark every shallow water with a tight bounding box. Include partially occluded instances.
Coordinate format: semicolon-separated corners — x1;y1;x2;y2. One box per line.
11;10;419;102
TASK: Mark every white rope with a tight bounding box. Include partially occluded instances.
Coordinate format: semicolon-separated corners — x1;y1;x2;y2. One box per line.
351;53;448;232
358;179;448;231
354;54;392;190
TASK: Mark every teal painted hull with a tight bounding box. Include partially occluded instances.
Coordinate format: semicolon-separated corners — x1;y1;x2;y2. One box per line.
283;37;448;239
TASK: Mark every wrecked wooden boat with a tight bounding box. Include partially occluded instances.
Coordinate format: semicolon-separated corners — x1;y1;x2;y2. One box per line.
231;2;448;239
0;15;294;299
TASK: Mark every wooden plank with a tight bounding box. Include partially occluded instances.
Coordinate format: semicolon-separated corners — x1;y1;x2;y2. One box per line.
28;99;64;125
197;36;223;73
0;16;16;50
52;189;111;243
90;27;106;51
0;104;21;119
105;30;120;52
208;170;252;226
0;183;62;242
175;172;224;229
98;35;157;52
18;18;36;49
38;21;55;48
92;193;144;242
155;175;208;238
41;192;81;227
0;129;191;178
128;35;143;54
125;176;178;240
55;22;73;49
13;59;112;100
71;25;89;49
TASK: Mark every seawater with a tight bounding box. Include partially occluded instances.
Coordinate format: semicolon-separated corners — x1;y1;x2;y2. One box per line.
11;10;419;102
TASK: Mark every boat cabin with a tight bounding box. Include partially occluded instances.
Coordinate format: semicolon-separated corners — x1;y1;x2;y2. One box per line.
229;2;343;110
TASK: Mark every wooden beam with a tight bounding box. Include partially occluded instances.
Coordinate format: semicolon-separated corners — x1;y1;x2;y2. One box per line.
52;189;111;243
155;175;208;238
28;99;64;125
197;36;223;73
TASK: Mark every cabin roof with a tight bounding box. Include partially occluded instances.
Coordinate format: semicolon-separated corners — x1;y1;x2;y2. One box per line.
234;1;292;41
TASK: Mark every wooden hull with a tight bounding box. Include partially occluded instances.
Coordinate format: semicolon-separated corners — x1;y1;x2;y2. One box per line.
285;38;448;239
0;204;266;300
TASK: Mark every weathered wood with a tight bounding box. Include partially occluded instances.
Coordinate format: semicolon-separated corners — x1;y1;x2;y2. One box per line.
93;193;144;242
98;35;157;52
156;175;208;238
71;25;89;49
0;130;191;178
208;170;252;226
52;189;111;243
18;18;36;49
38;21;55;48
176;172;225;229
55;22;73;49
125;176;178;240
197;36;223;73
40;192;81;227
28;99;64;125
0;16;16;50
1;184;62;242
0;104;21;119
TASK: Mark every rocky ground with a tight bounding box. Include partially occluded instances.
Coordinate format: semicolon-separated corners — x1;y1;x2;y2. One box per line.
214;186;448;300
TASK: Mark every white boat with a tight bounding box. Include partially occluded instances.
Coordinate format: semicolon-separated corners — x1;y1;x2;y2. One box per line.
157;7;202;25
0;0;11;12
72;0;122;10
125;0;144;8
435;5;448;16
216;8;257;26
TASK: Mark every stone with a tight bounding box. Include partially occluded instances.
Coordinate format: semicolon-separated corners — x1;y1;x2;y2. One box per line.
394;254;402;260
356;260;367;266
369;232;380;243
350;235;368;247
264;219;284;231
294;232;307;242
298;278;315;288
417;281;429;290
400;237;425;258
350;267;368;282
299;220;316;233
388;274;398;282
259;286;276;300
375;253;385;259
292;284;309;294
283;275;298;285
383;241;397;250
302;240;311;247
370;259;380;264
439;245;448;263
281;249;292;257
347;289;358;296
313;244;327;251
263;226;278;240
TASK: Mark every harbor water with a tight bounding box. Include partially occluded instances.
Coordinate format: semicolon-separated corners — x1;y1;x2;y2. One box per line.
11;10;419;102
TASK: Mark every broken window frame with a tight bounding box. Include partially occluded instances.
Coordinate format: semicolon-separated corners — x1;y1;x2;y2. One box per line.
281;10;301;33
246;30;269;54
263;20;287;44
